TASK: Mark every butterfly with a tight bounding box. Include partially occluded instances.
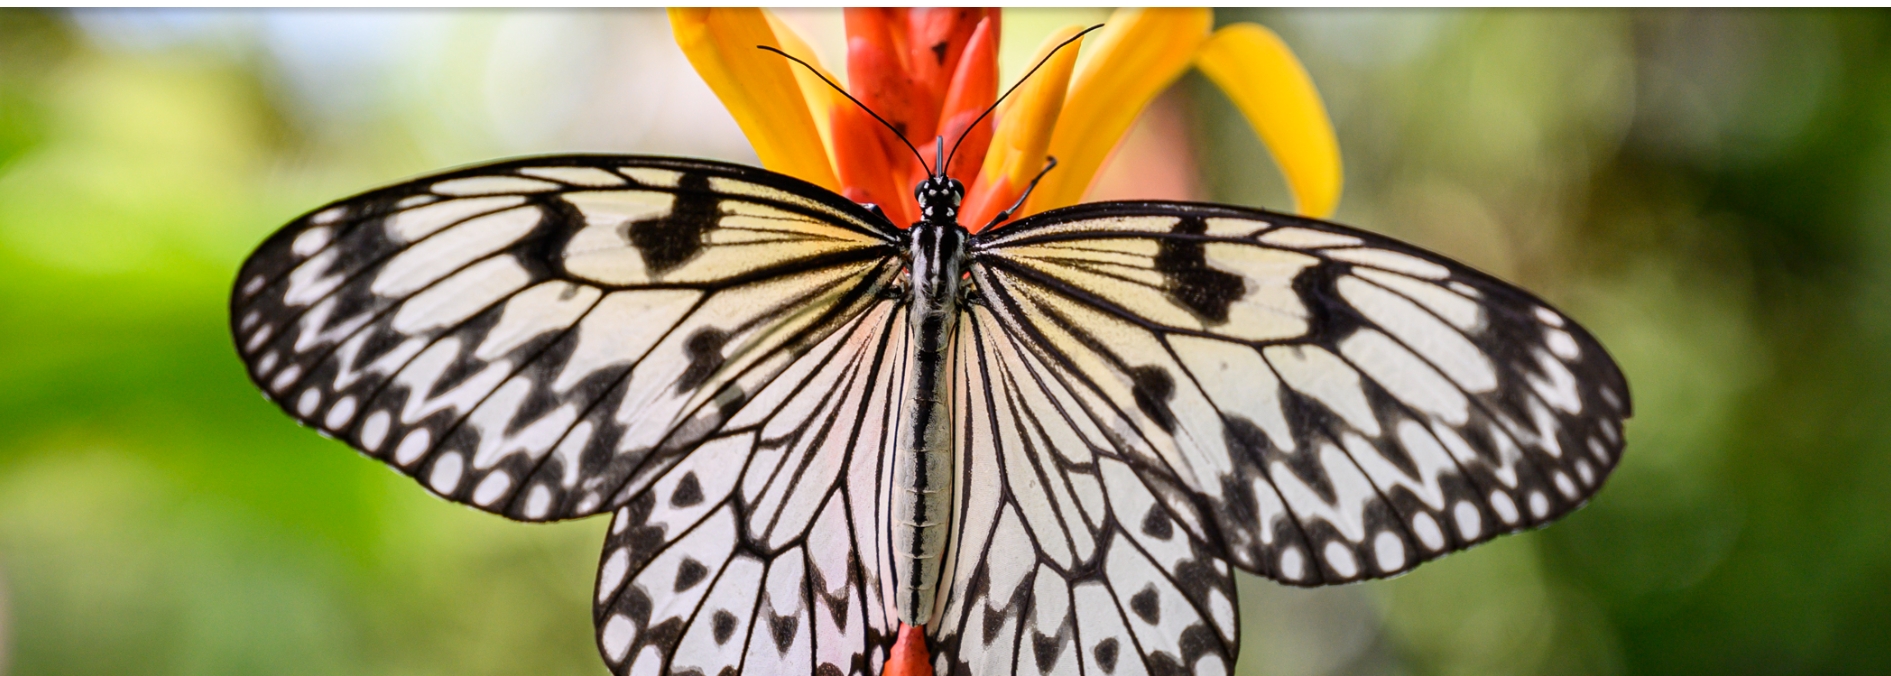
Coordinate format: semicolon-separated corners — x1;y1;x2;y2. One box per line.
230;141;1628;675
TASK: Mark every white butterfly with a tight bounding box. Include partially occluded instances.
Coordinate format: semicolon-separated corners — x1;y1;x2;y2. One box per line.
231;153;1627;676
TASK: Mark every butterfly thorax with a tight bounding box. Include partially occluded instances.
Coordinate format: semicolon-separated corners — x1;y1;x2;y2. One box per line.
892;177;969;627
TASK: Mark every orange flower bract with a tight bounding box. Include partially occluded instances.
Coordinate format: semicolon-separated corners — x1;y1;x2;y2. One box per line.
672;8;1344;229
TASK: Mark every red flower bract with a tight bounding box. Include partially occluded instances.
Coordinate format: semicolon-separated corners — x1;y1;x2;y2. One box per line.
835;8;997;226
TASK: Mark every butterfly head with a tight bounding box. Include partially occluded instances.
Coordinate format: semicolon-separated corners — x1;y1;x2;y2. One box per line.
915;175;964;224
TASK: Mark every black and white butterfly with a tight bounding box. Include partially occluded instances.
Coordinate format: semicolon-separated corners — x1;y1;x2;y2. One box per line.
230;150;1627;675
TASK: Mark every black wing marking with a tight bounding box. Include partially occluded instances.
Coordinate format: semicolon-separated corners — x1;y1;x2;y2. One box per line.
230;155;901;522
970;201;1629;586
592;300;908;676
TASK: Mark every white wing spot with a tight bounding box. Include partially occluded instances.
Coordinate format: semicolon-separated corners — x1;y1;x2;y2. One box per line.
254;351;278;377
1599;417;1620;443
1325;247;1450;279
1490;491;1520;525
292;226;332;257
1588;436;1611;463
611;507;630;535
598;547;630;603
246;324;274;353
428;453;464;494
602;614;635;663
396;194;436;208
576;493;600;514
360;410;391;451
1599;386;1622;410
325;396;357;430
1372;532;1407;573
1208;587;1236;642
242;274;266;297
519;166;627;187
1534;306;1565;326
1412;512;1445;551
1553;472;1578;499
1546;327;1581;361
240;310;260;331
1528;491;1550;518
268;364;301;393
311;205;346;224
1576;459;1596;486
1323;541;1358;579
1197;655;1229;676
394;428;432;466
296;388;321;416
1257;227;1362;248
472;471;512;506
431;175;560;196
1279;546;1306;581
524;485;552;519
628;645;663;676
1453;501;1483;540
385;194;526;241
619;167;681;187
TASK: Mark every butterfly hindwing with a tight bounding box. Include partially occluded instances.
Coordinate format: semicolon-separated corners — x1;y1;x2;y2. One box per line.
230;155;901;522
926;305;1239;676
593;300;908;676
970;201;1630;587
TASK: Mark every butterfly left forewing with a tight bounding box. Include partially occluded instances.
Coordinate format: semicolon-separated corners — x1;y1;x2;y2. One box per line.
230;155;900;522
970;201;1629;587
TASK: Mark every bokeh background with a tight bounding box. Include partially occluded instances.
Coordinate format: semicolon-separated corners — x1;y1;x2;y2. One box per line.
2;7;1888;675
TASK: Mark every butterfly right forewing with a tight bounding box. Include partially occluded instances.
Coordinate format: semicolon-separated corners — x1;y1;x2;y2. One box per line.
969;201;1629;587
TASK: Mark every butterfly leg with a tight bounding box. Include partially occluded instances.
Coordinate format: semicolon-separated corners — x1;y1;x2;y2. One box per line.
981;155;1058;230
959;280;984;307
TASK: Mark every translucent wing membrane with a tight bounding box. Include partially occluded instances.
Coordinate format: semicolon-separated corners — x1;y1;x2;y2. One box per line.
927;306;1239;676
229;155;901;522
972;201;1630;588
593;301;908;676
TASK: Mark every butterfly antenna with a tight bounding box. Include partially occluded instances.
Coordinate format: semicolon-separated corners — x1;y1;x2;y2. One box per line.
943;24;1104;174
758;45;930;176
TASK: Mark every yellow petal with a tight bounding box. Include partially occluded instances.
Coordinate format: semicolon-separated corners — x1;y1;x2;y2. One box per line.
669;8;838;191
962;24;1086;231
1025;7;1212;216
1194;23;1342;218
761;10;841;170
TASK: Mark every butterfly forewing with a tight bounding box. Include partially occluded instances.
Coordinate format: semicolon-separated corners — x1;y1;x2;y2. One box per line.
230;156;900;522
970;202;1630;588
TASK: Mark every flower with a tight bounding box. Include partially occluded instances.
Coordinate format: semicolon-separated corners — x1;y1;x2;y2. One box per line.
670;7;1343;233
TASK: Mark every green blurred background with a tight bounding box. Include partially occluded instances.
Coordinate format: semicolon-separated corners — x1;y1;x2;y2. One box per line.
2;8;1888;675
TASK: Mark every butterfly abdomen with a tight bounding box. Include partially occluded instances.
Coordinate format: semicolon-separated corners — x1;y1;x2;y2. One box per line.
892;220;969;626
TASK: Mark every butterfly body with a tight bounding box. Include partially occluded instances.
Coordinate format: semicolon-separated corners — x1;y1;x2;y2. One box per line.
232;154;1628;676
893;177;971;626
